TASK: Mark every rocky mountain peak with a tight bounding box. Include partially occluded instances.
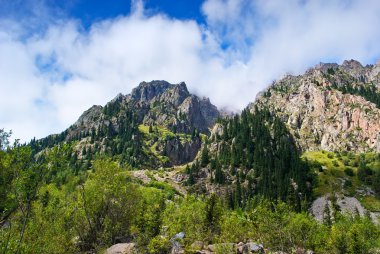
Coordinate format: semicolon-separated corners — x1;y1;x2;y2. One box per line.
157;81;190;107
127;80;220;134
313;62;339;73
74;105;103;127
342;59;364;69
176;81;189;93
35;80;221;167
109;93;124;103
130;80;172;102
253;59;380;153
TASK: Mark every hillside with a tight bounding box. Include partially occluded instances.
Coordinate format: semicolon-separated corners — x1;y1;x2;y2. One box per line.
2;61;380;254
29;80;219;168
252;60;380;153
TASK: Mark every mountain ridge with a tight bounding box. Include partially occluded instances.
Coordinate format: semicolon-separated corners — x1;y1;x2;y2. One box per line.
31;80;220;167
4;59;380;254
251;59;380;153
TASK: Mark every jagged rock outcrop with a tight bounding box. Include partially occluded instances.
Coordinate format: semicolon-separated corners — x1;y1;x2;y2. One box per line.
158;137;202;165
132;81;219;134
35;80;220;166
252;60;380;153
67;80;219;140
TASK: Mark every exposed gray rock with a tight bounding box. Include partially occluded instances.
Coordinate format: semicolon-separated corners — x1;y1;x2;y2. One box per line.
246;242;264;253
105;243;136;254
128;81;220;134
253;60;380;153
155;136;202;165
311;194;379;223
39;80;220;166
74;105;103;127
130;80;172;102
311;196;330;222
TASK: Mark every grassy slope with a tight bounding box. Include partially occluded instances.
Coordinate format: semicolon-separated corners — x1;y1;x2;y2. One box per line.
303;150;380;212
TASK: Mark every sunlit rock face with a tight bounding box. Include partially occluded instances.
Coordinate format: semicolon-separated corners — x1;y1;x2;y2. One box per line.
251;60;380;153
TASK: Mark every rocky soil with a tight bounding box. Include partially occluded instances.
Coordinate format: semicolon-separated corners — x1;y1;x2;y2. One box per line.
311;194;379;223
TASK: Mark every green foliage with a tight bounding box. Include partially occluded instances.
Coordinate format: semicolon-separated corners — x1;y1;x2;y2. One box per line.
214;163;225;184
328;216;380;254
0;140;47;254
162;196;208;244
147;180;179;199
344;167;355;176
205;194;223;238
211;108;313;210
1;109;380;254
135;187;167;252
200;144;210;167
30;107;144;169
72;159;141;250
218;210;252;243
305;151;380;201
147;236;171;254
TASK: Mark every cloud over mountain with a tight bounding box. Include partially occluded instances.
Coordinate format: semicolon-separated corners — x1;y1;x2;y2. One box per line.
1;0;380;141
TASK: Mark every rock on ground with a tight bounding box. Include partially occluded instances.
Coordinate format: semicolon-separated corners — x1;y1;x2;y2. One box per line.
105;243;136;254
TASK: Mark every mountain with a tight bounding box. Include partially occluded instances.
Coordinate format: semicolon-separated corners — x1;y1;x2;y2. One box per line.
3;61;380;254
251;59;380;153
182;59;380;221
30;80;220;167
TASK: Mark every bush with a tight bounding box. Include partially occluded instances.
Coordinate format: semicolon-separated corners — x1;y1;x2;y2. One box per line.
219;211;252;243
343;159;350;166
344;180;353;188
148;236;172;254
344;168;355;177
328;216;380;254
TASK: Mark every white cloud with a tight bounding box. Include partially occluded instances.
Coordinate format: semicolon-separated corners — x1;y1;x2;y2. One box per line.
202;0;380;85
1;0;380;141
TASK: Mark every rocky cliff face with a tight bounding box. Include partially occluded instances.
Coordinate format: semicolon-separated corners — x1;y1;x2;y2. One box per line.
36;81;220;167
71;80;219;135
128;81;220;134
252;60;380;153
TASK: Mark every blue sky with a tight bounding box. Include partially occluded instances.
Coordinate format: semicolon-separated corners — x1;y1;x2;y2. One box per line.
63;0;206;27
1;0;380;141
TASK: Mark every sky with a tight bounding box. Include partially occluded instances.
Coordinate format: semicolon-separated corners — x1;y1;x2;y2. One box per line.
1;0;380;142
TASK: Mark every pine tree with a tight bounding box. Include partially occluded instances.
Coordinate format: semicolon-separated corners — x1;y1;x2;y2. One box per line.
201;144;209;167
214;163;224;184
235;173;242;208
187;167;195;185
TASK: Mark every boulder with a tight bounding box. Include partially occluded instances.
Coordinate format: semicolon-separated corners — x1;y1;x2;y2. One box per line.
105;243;136;254
190;241;204;250
246;242;264;253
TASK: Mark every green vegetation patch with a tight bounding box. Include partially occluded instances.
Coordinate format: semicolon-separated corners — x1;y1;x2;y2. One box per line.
360;196;380;212
303;151;380;210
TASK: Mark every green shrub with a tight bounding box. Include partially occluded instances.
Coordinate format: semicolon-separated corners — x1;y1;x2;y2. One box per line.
148;236;172;254
344;180;353;188
344;167;355;177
